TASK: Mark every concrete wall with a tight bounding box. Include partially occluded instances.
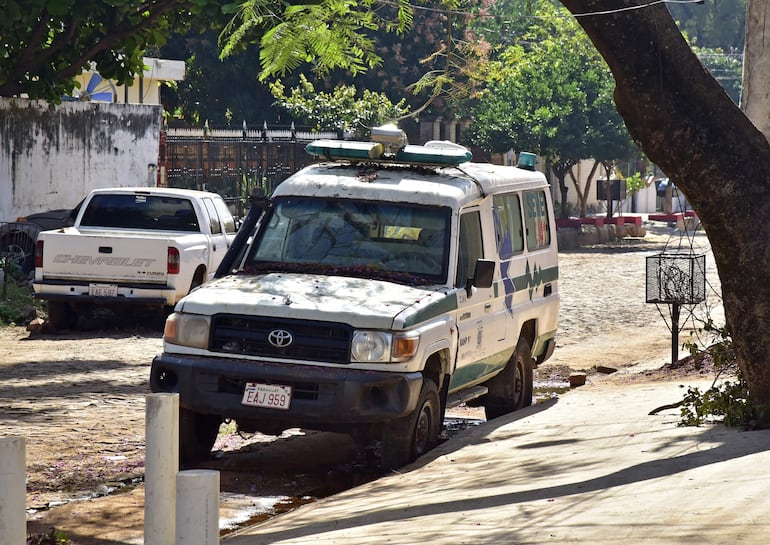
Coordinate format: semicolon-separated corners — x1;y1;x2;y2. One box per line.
0;98;162;222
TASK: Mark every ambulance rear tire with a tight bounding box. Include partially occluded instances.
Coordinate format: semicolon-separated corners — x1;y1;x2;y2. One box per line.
484;336;533;420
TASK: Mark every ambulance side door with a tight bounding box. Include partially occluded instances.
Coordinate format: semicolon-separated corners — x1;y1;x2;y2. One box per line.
451;207;506;389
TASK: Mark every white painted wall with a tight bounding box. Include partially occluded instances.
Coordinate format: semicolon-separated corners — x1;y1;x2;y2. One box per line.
0;98;162;222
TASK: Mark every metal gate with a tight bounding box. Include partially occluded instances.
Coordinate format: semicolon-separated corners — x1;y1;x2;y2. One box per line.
161;126;336;217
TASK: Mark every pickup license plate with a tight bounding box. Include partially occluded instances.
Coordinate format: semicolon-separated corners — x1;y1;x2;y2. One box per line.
241;383;292;410
89;283;118;297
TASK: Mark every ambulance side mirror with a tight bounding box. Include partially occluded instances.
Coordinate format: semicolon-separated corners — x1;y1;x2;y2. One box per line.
466;259;495;295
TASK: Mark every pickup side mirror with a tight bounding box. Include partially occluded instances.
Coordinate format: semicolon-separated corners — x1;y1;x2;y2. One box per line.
466;258;495;295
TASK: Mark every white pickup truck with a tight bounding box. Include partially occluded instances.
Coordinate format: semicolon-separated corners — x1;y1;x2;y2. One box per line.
33;187;236;328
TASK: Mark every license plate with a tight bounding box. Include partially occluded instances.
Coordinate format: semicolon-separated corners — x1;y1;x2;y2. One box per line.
89;283;118;297
241;383;292;410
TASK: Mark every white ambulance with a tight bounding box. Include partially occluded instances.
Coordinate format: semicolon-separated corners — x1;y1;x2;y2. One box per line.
150;126;559;468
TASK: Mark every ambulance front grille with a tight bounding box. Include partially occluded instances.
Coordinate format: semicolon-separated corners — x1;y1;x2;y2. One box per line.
209;314;352;363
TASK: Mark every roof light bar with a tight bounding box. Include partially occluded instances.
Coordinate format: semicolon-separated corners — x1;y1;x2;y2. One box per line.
395;144;472;166
304;125;473;167
306;140;384;161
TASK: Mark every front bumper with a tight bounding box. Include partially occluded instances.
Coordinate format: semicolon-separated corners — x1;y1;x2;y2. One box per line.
150;352;424;432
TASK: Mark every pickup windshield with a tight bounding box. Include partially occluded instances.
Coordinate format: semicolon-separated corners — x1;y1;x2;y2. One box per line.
244;197;450;283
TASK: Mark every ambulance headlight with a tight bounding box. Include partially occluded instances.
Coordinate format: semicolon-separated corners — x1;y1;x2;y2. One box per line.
164;312;211;349
351;331;420;362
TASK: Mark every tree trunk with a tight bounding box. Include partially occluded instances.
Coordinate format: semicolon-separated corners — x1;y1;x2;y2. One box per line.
552;164;571;219
569;161;600;217
560;0;770;425
601;160;615;218
743;1;770;136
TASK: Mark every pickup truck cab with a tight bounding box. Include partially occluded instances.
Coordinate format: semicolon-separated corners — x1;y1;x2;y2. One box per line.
151;128;559;467
33;187;236;328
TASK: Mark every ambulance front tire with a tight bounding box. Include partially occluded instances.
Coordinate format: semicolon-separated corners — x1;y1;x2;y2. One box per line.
179;407;221;467
379;377;441;469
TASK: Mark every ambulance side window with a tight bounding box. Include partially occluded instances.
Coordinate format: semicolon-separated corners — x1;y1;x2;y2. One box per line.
455;211;483;288
493;193;525;259
523;190;551;250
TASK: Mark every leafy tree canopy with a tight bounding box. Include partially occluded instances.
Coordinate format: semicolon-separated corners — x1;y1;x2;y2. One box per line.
695;45;743;105
0;0;745;119
669;0;745;51
464;1;638;217
0;0;234;102
220;0;414;79
465;2;634;161
160;31;280;126
269;74;410;137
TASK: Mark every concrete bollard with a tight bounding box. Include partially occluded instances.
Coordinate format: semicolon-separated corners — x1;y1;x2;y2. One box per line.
0;436;26;545
175;469;220;545
145;393;180;545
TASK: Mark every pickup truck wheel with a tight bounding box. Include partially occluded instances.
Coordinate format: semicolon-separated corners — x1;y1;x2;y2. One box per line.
483;336;534;420
47;301;76;330
179;407;221;466
0;234;35;276
379;377;441;469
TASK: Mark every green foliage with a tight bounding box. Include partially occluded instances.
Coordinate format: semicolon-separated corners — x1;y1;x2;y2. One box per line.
695;46;743;105
27;529;74;545
221;0;414;80
4;0;745;119
679;321;755;428
219;0;491;118
464;1;634;160
463;1;637;218
269;75;410;136
161;31;278;126
680;380;753;428
623;172;646;194
0;0;233;102
669;0;745;51
0;257;39;325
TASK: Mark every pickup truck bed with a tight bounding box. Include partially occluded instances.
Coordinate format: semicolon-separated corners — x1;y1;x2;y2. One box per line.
33;187;236;328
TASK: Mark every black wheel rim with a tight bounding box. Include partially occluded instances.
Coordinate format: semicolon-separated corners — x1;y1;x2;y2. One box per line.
513;358;524;407
413;401;433;456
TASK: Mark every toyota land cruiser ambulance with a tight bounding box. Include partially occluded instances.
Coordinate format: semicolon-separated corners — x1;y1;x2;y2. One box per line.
150;126;559;468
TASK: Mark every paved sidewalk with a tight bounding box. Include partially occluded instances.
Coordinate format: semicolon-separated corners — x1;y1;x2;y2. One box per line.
225;379;770;545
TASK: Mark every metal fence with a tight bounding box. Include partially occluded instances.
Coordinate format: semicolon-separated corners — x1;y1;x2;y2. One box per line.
161;126;337;218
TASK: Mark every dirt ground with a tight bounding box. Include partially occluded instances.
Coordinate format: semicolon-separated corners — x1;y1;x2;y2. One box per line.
0;223;724;544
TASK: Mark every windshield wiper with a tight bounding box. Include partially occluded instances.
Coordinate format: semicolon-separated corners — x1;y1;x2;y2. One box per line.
240;261;434;286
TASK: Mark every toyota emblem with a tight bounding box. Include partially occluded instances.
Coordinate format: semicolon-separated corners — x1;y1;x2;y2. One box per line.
267;329;294;348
